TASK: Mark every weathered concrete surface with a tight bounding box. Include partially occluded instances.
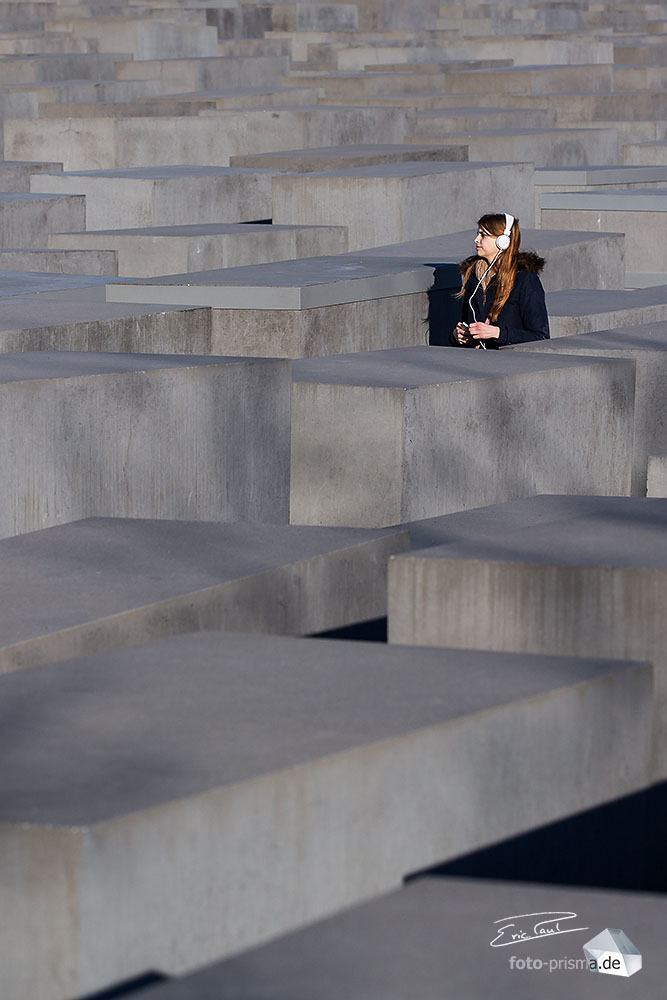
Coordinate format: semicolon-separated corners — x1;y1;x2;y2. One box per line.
426;89;667;125
366;229;626;291
0;52;130;84
441;63;614;96
0;192;84;247
534;163;667;219
624;140;667;166
272;161;535;250
511;324;667;496
104;253;439;356
541;188;667;276
49;223;348;277
112;54;290;91
0;351;291;536
409;126;618;168
30;166;277;230
0;521;408;671
41;17;219;59
116;878;667;1000
0;300;213;354
388;495;667;776
0;632;651;999
546;285;667;337
290;348;634;526
105;254;435;309
4;107;412;170
0;158;62;191
412;106;556;131
0;248;118;275
229;142;468;171
647;456;667;497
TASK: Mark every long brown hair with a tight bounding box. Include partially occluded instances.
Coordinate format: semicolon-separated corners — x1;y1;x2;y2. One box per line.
457;213;521;322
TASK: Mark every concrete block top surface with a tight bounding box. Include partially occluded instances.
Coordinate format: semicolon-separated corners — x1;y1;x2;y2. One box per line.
291;346;630;388
0;269;112;298
106;254;437;308
513;322;667;353
536;165;667;184
33;164;278;179
0;349;274;384
0;517;404;650
0;299;203;332
398;494;631;552
129;877;667;999
0;630;643;827
399;496;667;570
271;160;521;179
0;191;76;202
541;188;667;210
54;223;331;237
364;228;623;260
547;284;667;315
229;142;455;164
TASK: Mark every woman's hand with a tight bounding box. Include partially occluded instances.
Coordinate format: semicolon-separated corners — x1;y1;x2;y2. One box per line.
453;322;478;347
470;319;500;341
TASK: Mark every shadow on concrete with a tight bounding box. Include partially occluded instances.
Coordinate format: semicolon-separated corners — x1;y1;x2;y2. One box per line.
406;781;667;895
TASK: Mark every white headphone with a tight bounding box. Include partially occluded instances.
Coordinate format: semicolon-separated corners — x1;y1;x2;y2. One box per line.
495;213;514;251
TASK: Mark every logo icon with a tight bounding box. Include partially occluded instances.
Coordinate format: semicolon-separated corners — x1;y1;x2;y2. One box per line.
583;928;642;977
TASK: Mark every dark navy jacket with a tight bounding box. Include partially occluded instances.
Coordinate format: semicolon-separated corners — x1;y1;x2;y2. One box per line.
457;251;550;348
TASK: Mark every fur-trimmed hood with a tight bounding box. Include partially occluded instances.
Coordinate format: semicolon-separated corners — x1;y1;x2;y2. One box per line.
460;250;545;275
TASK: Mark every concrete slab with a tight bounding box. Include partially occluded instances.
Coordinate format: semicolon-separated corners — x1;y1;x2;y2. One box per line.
105;253;435;309
0;521;408;671
534;164;667;219
229;142;468;171
647;456;667;497
388;494;667;775
511;324;667;496
364;229;626;291
0;248;117;275
545;285;667;337
280;69;457;98
433;90;667;125
623;141;667;167
272;160;535;250
414;106;555;131
41;17;219;59
441;64;614;96
0;269;114;301
0;77;169;104
49;223;348;277
540;188;667;275
0;158;62;191
324;233;625;292
0;351;291;536
106;254;434;356
0;300;214;354
0;192;84;247
290;347;634;526
0;52;130;84
4;107;412;170
0;633;651;999
108;877;667;1000
160;84;322;109
408;127;618;168
30;165;278;229
112;54;289;91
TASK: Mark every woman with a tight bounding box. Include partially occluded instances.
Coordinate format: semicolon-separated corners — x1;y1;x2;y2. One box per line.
451;212;549;348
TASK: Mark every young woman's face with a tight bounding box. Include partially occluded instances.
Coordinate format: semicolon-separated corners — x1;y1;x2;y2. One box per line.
474;227;498;262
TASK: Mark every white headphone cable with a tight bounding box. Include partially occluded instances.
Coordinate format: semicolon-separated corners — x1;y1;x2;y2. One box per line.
468;248;502;349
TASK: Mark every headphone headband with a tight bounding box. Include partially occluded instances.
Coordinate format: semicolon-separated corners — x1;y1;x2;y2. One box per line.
496;213;514;251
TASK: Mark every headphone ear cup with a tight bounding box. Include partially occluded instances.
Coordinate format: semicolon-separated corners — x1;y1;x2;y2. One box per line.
496;233;510;251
